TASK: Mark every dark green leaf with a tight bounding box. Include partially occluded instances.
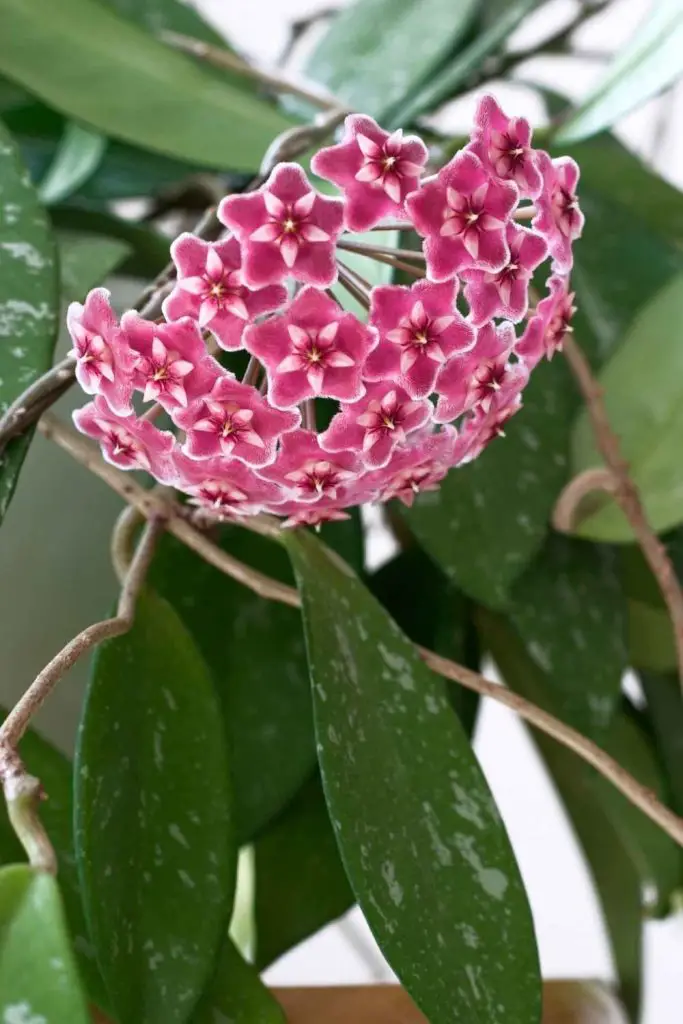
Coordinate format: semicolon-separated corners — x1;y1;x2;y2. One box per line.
104;0;228;47
640;671;683;816
0;864;90;1023
191;937;286;1024
403;355;574;608
51;207;170;280
305;0;479;121
75;590;235;1024
571;270;683;540
150;529;315;844
394;0;542;126
478;610;643;1019
628;599;677;673
286;530;540;1024
39;122;107;205
557;0;683;144
0;723;108;1009
509;536;627;739
57;231;131;300
0;117;58;525
254;772;354;970
369;545;479;732
0;0;295;171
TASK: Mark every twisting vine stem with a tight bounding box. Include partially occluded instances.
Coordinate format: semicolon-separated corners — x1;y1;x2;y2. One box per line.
25;412;683;853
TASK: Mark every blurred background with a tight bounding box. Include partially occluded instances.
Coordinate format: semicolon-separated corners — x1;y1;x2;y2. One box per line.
0;0;681;1020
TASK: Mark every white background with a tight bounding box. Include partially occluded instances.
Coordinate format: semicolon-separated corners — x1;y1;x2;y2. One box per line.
0;0;681;1019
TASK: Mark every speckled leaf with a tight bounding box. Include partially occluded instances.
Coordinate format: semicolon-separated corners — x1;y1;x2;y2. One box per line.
628;599;677;672
0;864;90;1023
369;545;479;734
191;937;286;1024
509;536;627;740
149;529;315;844
305;0;479;121
571;270;683;540
479;610;643;1019
403;355;574;608
0;117;58;525
286;530;541;1024
57;231;131;300
0;0;294;172
0;720;109;1009
253;772;354;970
75;590;235;1024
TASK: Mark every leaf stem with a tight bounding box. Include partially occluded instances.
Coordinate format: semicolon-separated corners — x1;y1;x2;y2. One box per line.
0;757;56;874
38;412;683;851
562;335;683;697
161;30;343;113
552;466;616;532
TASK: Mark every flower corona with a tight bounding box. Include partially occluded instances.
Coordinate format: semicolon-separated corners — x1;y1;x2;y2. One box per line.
70;96;583;528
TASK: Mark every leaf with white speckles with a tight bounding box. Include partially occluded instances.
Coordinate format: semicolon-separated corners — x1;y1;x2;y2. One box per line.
0;117;58;526
509;536;627;740
149;529;316;844
75;590;235;1024
0;864;90;1023
285;530;540;1024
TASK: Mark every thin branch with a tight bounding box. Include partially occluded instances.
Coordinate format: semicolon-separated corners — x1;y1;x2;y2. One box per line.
0;517;163;751
338;239;426;262
0;754;56;874
335;263;371;309
563;336;683;695
161;30;343;112
37;413;683;850
552;466;616;532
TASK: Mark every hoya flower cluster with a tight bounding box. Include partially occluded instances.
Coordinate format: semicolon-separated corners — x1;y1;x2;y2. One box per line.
70;96;583;528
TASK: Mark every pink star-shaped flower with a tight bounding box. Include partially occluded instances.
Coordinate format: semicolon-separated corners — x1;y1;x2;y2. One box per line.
406;149;517;281
516;275;577;367
244;286;376;410
461;223;548;325
66;288;135;414
456;391;524;463
470;94;543;199
533;154;584;273
260;429;360;504
434;322;524;423
363;279;474;399
73;396;177;482
173;452;286;518
362;429;456;507
274;501;352;530
219;164;344;288
311;114;428;231
174;374;299;466
121;313;221;412
321;381;432;469
163;234;287;351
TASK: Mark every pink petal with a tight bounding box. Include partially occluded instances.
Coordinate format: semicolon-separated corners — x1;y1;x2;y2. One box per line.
327;351;355;368
167;383;188;406
199;298;219;327
205;247;224;280
263;192;286;218
301;224;331;243
400;350;419;373
294;191;316;216
173;359;194;378
280;235;299;268
318;321;339;344
357;133;381;158
251;223;281;243
288;325;309;346
278;354;304;374
242;430;266;449
355;164;383;183
307;365;325;393
224;295;249;321
151;336;167;363
383;173;402;204
179;276;206;295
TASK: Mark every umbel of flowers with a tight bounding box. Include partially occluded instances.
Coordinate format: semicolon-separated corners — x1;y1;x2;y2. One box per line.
69;96;583;528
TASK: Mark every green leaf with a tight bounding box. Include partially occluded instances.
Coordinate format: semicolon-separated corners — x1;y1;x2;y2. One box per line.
0;0;295;171
0;117;58;526
305;0;479;121
75;590;235;1024
0;864;90;1023
393;0;542;126
286;530;540;1024
369;545;479;733
509;536;627;739
403;355;575;608
253;772;354;970
640;671;683;816
0;723;108;1009
556;0;683;144
51;207;170;280
478;610;643;1019
191;937;286;1024
39;121;107;205
571;270;683;540
57;231;131;301
149;529;316;844
628;599;677;672
104;0;229;47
